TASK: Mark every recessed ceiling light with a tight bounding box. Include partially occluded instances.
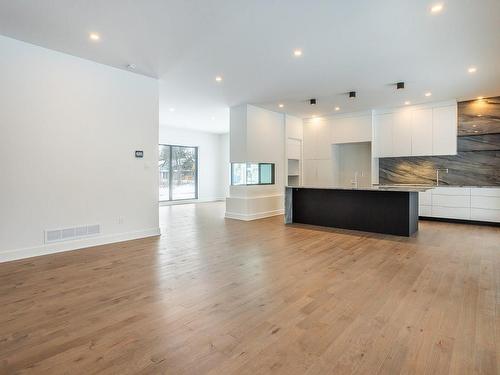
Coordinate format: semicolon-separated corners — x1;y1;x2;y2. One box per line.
293;49;303;57
279;103;284;108
334;106;340;111
473;124;477;128
474;130;479;133
425;92;432;97
215;76;223;82
430;4;443;13
89;33;100;41
477;96;484;100
169;108;175;112
404;101;411;105
477;114;482;117
468;67;477;73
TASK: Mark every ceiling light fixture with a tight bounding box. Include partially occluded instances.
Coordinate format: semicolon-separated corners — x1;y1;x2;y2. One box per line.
430;4;443;13
396;82;405;90
215;75;223;82
425;92;432;97
477;96;484;100
279;103;284;108
89;33;100;41
335;106;340;111
293;49;303;57
310;98;317;105
169;108;175;112
404;101;411;105
349;91;356;99
468;67;477;73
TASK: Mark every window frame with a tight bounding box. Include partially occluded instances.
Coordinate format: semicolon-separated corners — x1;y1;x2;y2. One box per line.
230;162;275;186
159;144;198;202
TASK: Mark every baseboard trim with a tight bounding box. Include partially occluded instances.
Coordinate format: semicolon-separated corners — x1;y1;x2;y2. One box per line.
225;209;284;221
0;227;161;263
160;198;225;206
419;216;500;227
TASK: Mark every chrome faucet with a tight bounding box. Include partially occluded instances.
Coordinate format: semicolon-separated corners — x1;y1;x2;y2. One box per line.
436;168;449;186
351;172;358;188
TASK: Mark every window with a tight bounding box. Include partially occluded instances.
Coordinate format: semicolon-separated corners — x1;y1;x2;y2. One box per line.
159;144;198;201
231;163;275;185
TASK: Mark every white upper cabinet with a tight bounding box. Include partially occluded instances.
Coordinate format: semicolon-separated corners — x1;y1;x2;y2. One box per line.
330;115;372;144
392;110;412;156
432;105;457;155
373;102;457;158
303;119;331;159
411;109;433;156
286;138;301;159
373;113;393;157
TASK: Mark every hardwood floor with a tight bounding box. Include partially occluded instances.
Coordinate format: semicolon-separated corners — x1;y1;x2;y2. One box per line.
0;202;499;374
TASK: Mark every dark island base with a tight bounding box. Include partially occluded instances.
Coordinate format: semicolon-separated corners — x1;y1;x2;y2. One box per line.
286;187;419;237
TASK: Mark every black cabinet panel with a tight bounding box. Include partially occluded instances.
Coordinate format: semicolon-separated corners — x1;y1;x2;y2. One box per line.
291;188;418;237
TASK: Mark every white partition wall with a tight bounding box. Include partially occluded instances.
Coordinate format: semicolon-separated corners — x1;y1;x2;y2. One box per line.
225;105;286;220
0;36;160;262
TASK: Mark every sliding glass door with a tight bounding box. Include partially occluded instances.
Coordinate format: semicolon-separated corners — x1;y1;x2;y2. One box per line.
159;145;171;201
159;144;198;201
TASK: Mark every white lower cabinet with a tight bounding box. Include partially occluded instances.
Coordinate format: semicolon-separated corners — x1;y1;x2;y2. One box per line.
419;205;432;216
418;187;500;223
419;190;432;205
471;196;500;210
432;194;470;208
432;206;470;220
470;208;500;222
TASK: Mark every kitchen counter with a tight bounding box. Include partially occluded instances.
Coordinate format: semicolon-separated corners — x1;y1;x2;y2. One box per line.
285;186;419;236
288;185;432;192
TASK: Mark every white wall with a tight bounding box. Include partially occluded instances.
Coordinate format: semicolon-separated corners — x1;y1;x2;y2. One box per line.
0;35;159;262
219;133;230;199
332;142;372;187
159;126;229;201
226;105;285;220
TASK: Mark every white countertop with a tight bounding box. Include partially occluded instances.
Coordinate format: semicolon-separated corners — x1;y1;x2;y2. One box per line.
286;185;431;192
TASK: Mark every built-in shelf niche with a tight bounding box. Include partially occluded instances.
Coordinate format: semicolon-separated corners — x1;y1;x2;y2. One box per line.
286;138;302;186
287;175;300;186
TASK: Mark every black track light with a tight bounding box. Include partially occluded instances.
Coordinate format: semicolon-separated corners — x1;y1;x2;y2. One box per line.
310;98;317;105
397;82;405;90
349;91;356;99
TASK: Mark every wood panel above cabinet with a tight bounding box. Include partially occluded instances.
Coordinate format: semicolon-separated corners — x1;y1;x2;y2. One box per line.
373;102;457;158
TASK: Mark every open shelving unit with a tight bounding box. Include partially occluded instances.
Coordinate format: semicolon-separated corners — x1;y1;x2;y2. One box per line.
286;138;302;186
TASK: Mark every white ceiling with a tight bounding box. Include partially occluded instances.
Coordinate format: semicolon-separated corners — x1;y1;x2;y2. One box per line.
0;0;499;133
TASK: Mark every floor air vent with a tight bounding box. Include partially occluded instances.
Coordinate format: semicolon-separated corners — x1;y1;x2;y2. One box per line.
45;224;101;243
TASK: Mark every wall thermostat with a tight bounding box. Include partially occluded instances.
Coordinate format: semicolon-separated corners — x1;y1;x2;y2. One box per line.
135;150;144;158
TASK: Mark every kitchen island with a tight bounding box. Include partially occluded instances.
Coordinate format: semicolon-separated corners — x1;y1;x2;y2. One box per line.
285;186;429;236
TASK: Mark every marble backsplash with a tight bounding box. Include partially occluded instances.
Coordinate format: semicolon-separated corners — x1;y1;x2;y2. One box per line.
379;96;500;186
